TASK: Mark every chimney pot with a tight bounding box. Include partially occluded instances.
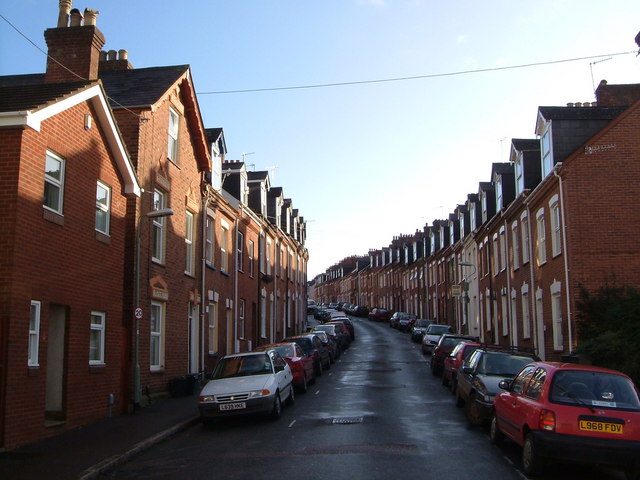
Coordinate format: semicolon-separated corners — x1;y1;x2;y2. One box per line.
567;102;574;107
118;49;128;60
57;0;72;27
107;49;117;61
574;102;582;107
99;50;107;61
69;8;83;26
84;8;99;26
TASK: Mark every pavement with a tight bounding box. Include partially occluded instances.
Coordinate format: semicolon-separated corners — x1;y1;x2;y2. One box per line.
0;391;202;480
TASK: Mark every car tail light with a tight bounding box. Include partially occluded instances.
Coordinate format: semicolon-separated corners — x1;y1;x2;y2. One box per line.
538;409;556;432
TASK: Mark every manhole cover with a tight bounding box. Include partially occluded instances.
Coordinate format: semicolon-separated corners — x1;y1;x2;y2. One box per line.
331;416;364;424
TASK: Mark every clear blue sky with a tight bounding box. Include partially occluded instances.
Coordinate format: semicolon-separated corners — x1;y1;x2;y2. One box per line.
2;1;638;278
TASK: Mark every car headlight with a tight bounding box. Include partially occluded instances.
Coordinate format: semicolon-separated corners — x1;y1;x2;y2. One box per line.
249;389;272;398
200;395;215;403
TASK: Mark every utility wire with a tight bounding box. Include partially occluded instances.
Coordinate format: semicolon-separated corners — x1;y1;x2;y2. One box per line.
198;51;636;95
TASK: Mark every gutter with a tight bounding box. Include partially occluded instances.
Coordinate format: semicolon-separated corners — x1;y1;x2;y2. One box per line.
553;166;573;354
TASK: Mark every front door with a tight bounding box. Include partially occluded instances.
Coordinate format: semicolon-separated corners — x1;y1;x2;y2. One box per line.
188;303;199;374
46;304;67;422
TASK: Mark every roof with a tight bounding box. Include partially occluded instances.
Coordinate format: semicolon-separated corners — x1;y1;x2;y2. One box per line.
537;105;626;122
511;138;540;151
0;80;92;112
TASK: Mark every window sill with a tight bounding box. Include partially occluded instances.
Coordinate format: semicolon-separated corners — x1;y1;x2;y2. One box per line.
27;366;40;377
220;270;230;277
43;208;64;226
150;367;165;374
89;364;106;373
95;231;111;245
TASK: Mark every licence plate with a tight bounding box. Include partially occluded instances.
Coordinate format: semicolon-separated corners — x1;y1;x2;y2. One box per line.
579;420;624;434
220;402;246;411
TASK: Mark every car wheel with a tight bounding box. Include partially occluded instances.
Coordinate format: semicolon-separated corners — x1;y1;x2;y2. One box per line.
287;385;295;406
489;414;504;445
271;393;282;420
299;374;308;393
465;394;483;426
522;433;544;476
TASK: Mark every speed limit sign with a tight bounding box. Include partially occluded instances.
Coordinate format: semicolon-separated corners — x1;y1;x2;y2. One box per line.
134;307;143;319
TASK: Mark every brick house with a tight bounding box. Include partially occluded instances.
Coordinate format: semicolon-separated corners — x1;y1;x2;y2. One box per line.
0;76;140;448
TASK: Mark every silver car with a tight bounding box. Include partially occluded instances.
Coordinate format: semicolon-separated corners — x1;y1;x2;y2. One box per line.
421;324;453;354
199;350;294;425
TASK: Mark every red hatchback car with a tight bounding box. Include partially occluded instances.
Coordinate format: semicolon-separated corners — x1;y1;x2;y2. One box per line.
491;362;640;478
442;341;480;393
254;342;316;393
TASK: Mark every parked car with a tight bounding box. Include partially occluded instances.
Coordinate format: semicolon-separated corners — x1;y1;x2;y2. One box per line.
329;316;355;341
410;319;435;343
491;362;640;478
442;341;481;393
282;333;331;376
397;313;418;332
368;308;392;322
310;328;341;361
325;320;352;346
389;312;410;329
455;346;539;427
430;334;478;377
352;305;369;317
421;324;454;354
199;350;294;424
254;342;316;393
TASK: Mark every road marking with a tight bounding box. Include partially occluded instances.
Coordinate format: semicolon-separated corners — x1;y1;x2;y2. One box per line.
315;390;320;395
288;420;296;428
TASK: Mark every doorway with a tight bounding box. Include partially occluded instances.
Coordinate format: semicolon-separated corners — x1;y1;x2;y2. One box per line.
45;304;67;423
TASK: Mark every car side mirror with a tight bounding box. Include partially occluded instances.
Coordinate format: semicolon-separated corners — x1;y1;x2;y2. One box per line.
462;366;474;375
498;379;511;390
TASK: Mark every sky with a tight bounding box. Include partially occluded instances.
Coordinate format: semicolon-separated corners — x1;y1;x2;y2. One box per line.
1;1;638;279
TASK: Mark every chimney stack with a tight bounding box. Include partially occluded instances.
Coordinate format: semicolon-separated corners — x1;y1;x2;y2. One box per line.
44;3;105;83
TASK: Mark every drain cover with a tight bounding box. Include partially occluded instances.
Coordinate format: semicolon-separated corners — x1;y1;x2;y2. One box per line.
331;416;364;424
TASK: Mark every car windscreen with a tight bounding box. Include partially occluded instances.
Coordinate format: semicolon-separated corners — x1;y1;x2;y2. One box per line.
550;370;640;411
415;320;431;327
314;325;336;335
427;325;451;335
213;355;271;379
478;353;532;376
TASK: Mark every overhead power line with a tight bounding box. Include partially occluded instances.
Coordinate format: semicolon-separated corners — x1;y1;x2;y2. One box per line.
197;51;636;95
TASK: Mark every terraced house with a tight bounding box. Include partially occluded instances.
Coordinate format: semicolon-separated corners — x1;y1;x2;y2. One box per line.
314;80;640;364
0;4;308;450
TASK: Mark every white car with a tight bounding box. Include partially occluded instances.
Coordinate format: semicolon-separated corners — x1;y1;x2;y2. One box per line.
199;350;294;425
421;324;453;354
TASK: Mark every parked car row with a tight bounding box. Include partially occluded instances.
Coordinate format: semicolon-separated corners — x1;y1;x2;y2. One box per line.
419;332;640;479
199;312;356;426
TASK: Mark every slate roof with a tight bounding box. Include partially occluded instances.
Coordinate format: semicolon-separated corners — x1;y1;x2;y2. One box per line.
0;78;93;112
511;138;540;151
538;106;626;121
0;65;190;110
247;171;269;182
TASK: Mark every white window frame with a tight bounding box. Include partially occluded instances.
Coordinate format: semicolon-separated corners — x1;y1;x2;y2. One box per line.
515;151;525;196
237;231;244;273
167;107;179;163
152;190;168;263
44;150;65;214
540;122;553;178
499;227;507;272
95;181;111;235
185;211;194;275
551;281;563;351
496;177;503;211
501;293;509;336
511;221;520;270
208;301;218;355
238;299;245;339
549;195;562;257
492;234;499;275
248;239;255;277
521;284;531;339
220;220;229;272
205;216;214;266
150;301;165;370
536;208;547;266
29;300;41;366
89;311;106;365
521;212;530;264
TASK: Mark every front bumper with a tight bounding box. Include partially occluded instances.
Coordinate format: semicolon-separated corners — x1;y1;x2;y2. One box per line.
531;430;640;469
199;394;275;419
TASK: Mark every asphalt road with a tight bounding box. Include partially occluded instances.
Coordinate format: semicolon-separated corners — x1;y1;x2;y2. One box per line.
99;315;627;480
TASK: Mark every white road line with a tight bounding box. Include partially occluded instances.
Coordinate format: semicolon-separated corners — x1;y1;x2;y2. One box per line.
288;420;296;428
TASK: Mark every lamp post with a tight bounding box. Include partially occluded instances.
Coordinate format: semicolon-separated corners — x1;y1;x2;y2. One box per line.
133;207;173;410
459;261;477;335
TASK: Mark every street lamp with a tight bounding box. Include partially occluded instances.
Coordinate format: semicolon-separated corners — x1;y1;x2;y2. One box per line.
459;261;477;335
133;207;173;410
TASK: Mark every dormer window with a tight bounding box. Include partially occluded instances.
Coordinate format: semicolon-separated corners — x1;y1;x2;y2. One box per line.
495;176;503;211
470;203;477;231
430;232;436;253
459;212;465;238
515;151;525;195
481;191;488;223
449;220;455;245
540;121;553;178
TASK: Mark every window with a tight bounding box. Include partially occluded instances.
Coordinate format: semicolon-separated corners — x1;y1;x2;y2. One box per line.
515;152;525;196
185;211;194;275
205;216;214;265
540;123;553;178
525;368;547;400
220;221;229;272
89;311;105;364
29;301;41;366
511;365;536;395
481;191;488;223
499;227;507;272
95;181;111;234
536;208;547;265
501;294;508;336
549;195;562;257
248;240;255;277
167;107;179;163
510;290;518;341
470;203;477;231
511;222;520;270
492;234;499;275
459;212;465;238
237;231;244;272
266;239;272;275
238;299;245;338
152;190;168;262
208;302;217;354
44;151;64;213
522;285;531;339
521;212;530;264
150;301;165;370
496;177;503;211
551;281;563;351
